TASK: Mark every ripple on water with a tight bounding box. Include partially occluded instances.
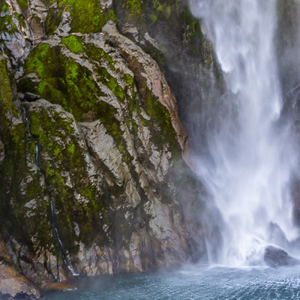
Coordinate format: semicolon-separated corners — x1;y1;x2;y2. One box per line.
41;265;300;300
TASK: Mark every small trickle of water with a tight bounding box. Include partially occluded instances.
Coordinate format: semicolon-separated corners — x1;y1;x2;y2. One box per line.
42;22;47;40
50;200;79;276
35;141;39;166
189;0;299;266
22;106;30;132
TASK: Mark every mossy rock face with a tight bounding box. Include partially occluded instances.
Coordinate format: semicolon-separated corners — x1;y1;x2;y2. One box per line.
1;0;208;281
0;0;43;67
0;56;59;279
17;20;182;179
25;100;110;255
45;0;116;36
14;17;206;275
116;0;213;61
114;0;225;155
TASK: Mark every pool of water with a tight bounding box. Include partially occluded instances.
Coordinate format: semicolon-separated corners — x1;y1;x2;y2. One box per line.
42;264;300;299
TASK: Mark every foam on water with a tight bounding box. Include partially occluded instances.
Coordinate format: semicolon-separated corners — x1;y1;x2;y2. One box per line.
188;0;299;266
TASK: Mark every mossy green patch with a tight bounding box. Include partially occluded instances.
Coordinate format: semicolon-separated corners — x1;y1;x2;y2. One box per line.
85;43;116;71
16;0;29;10
0;58;14;111
143;90;178;155
19;41;129;120
61;35;84;54
46;0;116;34
19;43;102;119
153;0;172;19
1;3;9;12
123;73;134;85
125;0;144;18
45;5;64;37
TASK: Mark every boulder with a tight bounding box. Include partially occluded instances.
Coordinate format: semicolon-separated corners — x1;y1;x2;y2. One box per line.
264;246;300;268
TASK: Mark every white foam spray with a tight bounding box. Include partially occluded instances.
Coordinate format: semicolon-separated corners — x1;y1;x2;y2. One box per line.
189;0;299;266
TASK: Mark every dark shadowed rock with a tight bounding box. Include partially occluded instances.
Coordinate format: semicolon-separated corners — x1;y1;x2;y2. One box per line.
264;246;300;268
24;92;40;102
0;139;5;164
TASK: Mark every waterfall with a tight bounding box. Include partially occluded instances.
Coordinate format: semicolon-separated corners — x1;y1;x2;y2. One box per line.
189;0;299;266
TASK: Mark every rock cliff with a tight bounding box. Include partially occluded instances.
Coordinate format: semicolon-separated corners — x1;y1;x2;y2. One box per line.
0;0;211;298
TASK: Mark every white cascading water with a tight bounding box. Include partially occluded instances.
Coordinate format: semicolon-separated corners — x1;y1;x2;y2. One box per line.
189;0;299;266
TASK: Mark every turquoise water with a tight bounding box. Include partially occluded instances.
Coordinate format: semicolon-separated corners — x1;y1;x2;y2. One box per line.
42;265;300;299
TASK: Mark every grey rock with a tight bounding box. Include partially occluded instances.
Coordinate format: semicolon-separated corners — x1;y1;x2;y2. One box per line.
264;246;300;268
0;237;41;299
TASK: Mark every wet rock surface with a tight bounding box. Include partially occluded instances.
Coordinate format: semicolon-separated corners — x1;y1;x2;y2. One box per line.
264;246;300;268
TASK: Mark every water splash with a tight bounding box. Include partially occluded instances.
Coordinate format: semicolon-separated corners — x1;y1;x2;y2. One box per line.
189;0;299;266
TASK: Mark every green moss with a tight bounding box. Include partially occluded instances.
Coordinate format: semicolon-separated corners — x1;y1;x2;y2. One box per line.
67;143;75;154
123;73;134;85
125;0;143;17
140;87;179;154
0;15;18;35
46;0;115;34
45;6;63;37
108;9;117;22
150;13;158;24
15;12;26;28
106;77;125;101
1;3;9;12
85;43;116;71
61;35;85;54
0;59;14;111
19;44;103;119
153;1;171;19
16;0;29;10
